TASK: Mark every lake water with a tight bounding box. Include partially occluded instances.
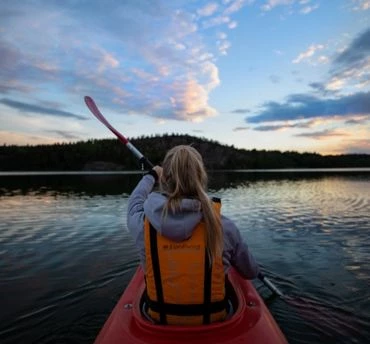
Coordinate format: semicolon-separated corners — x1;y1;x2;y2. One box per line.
0;170;369;343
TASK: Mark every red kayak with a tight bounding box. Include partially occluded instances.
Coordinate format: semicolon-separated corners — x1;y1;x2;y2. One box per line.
94;266;288;343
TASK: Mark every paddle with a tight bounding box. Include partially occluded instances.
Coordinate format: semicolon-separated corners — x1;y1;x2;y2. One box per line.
257;270;362;339
84;96;153;170
258;273;284;297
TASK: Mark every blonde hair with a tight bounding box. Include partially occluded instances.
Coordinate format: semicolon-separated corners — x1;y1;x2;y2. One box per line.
160;145;223;260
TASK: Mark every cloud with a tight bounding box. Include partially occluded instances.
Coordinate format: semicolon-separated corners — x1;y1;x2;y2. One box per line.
325;77;346;91
246;91;370;123
45;130;82;140
197;3;219;17
203;15;231;28
0;42;20;71
0;130;58;145
216;31;231;55
165;67;219;122
309;82;337;95
233;126;249;131
294;129;350;139
261;0;294;11
269;74;281;83
224;0;247;15
317;55;329;64
228;21;238;29
217;40;232;55
0;41;49;94
251;117;335;131
300;4;319;14
202;0;248;29
0;80;36;94
253;124;287;131
217;32;228;40
253;122;309;131
333;27;370;66
310;66;370;98
345;116;369;125
318;28;370;92
261;0;319;14
339;139;370;154
46;130;82;141
97;51;120;73
0;98;88;120
292;44;325;64
231;108;251;114
351;0;370;11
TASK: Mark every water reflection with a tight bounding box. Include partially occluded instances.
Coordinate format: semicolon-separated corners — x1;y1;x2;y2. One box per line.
0;173;142;197
0;170;369;343
1;169;370;197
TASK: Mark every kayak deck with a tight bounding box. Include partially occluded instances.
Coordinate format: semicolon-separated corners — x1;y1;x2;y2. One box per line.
94;266;288;344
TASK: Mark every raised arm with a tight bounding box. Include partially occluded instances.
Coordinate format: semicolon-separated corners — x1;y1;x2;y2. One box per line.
127;174;156;241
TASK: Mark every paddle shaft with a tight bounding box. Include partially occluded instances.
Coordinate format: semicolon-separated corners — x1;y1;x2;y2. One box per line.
84;96;153;170
259;274;284;297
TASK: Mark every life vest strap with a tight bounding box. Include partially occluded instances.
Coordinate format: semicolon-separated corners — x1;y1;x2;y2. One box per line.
144;291;228;316
203;246;212;324
149;222;166;323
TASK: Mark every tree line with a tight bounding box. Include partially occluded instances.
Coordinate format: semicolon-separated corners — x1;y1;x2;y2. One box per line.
1;134;370;171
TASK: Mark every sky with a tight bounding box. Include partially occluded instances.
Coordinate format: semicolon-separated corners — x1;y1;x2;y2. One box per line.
0;0;369;155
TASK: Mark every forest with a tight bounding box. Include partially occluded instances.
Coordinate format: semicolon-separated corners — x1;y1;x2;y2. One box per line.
1;134;370;171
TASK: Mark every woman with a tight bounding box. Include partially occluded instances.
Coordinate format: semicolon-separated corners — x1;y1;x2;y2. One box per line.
127;145;260;325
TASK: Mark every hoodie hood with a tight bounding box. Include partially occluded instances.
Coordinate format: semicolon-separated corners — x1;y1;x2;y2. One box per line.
143;192;203;242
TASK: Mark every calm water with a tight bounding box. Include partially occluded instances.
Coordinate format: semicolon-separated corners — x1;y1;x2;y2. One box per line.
0;170;369;343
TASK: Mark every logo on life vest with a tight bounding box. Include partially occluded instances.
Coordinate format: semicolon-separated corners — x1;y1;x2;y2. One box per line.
162;243;201;250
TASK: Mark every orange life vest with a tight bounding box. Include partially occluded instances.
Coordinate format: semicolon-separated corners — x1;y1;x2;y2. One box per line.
144;199;227;325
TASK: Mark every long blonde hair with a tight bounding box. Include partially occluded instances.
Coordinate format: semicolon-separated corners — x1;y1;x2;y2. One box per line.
160;145;223;260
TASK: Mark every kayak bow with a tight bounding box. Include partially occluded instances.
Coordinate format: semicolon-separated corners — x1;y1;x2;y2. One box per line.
94;266;288;344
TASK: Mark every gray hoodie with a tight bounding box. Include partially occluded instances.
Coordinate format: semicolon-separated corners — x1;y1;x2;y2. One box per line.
127;174;260;279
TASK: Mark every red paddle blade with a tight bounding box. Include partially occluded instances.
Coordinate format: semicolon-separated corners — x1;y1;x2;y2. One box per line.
84;96;129;145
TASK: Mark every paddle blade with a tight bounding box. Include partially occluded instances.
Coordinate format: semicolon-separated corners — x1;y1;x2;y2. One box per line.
84;96;129;145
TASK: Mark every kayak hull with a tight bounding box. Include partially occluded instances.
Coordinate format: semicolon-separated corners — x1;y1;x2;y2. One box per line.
94;266;288;344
